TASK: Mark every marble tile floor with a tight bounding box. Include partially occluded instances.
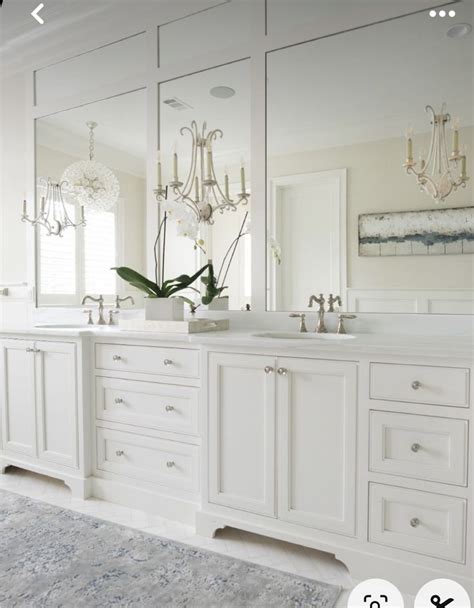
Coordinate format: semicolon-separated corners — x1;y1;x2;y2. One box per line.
0;467;412;607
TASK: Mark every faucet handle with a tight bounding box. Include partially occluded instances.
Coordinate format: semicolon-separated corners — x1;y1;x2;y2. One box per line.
337;314;357;335
83;309;94;325
289;313;307;333
109;310;119;325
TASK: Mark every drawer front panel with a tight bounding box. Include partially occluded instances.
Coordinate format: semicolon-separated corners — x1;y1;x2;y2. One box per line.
369;483;466;563
370;411;468;486
96;428;199;493
370;363;469;407
96;377;199;436
95;343;199;378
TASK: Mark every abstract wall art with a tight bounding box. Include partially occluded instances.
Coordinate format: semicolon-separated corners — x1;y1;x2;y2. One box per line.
359;206;474;257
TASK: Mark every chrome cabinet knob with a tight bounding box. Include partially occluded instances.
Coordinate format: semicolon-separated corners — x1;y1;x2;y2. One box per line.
277;367;288;376
26;347;34;353
410;517;420;528
264;366;274;374
33;348;41;353
163;359;173;366
411;380;421;390
411;443;421;453
115;450;125;457
114;398;124;404
112;355;122;361
166;460;175;468
165;405;175;412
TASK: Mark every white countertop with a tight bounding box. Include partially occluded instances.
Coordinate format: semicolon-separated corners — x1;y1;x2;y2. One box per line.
0;325;472;360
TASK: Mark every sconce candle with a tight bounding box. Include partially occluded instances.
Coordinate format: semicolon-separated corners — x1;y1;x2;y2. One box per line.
173;152;178;182
240;165;246;193
453;118;460;154
157;151;162;187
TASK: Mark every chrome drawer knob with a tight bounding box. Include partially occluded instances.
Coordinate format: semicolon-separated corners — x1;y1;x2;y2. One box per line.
411;443;421;453
277;367;288;376
163;359;173;366
165;405;175;412
411;380;421;390
410;517;420;528
166;460;175;468
112;355;122;361
115;450;125;457
264;366;274;374
114;398;124;404
26;347;34;353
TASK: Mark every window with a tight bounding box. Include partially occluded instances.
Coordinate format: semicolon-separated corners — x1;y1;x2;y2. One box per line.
38;202;118;305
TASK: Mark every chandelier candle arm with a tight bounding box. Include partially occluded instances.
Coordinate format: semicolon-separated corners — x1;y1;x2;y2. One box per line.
155;121;250;224
403;104;469;202
22;178;86;237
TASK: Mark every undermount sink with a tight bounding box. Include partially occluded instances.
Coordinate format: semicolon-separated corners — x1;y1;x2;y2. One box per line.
253;331;355;340
34;324;112;329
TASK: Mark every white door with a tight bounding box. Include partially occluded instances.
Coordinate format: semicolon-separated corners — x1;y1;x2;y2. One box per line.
277;357;357;536
268;169;347;311
0;339;37;457
35;341;78;468
208;352;276;516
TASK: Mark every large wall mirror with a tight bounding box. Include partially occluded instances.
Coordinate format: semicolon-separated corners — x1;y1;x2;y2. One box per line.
35;89;146;307
159;60;251;311
267;6;473;314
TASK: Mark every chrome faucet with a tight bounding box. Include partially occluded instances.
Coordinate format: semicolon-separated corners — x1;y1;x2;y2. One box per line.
115;295;135;308
327;294;342;313
308;293;327;333
289;313;307;333
81;294;106;325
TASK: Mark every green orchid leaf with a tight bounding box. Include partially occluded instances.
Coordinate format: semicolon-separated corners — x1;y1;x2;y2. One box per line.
112;267;162;297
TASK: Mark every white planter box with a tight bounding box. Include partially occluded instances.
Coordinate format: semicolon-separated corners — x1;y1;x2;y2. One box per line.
145;298;184;321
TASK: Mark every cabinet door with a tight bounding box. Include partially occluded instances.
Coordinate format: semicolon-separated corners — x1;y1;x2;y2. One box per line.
208;352;276;516
0;339;37;457
35;341;78;468
277;357;357;536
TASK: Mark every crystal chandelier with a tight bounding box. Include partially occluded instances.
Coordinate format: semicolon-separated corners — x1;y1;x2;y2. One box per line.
404;104;469;202
61;121;120;212
22;177;86;237
154;121;249;224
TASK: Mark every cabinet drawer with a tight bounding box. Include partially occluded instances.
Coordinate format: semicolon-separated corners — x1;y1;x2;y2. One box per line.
370;363;469;407
96;428;199;493
96;377;199;436
370;411;468;486
369;483;466;563
95;343;199;378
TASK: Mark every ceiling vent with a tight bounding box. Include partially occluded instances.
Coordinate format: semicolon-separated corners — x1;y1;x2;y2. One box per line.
162;97;193;111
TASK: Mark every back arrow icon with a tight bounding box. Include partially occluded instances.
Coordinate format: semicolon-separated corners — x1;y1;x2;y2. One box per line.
31;3;44;24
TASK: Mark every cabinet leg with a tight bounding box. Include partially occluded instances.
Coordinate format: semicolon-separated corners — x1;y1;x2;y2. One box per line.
0;461;9;475
64;477;92;500
195;512;226;538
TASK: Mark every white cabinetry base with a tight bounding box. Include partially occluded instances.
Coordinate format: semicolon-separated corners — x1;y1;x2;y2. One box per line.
92;477;199;526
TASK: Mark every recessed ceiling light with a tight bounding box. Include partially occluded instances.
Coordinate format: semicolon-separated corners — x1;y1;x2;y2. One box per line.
439;9;447;17
447;22;472;38
210;86;236;99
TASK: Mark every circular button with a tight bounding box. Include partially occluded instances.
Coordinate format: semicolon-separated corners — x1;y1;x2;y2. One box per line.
347;578;404;608
414;579;471;608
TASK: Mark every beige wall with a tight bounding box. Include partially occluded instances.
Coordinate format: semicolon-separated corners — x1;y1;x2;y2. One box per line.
268;127;473;290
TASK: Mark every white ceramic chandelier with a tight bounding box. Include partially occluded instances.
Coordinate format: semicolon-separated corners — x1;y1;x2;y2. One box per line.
22;177;86;237
154;121;249;224
61;121;120;212
404;104;469;202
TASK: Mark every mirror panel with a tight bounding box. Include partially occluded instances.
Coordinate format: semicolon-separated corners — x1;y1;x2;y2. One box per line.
35;89;147;306
159;60;251;311
267;7;473;314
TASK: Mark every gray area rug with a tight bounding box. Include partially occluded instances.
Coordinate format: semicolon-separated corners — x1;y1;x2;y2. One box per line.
0;490;341;607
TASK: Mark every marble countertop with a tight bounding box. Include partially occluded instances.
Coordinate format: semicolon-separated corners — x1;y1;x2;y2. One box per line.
0;325;472;360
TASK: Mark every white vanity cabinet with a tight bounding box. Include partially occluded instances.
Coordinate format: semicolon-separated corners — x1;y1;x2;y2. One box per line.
206;351;357;535
0;337;86;495
277;357;357;536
